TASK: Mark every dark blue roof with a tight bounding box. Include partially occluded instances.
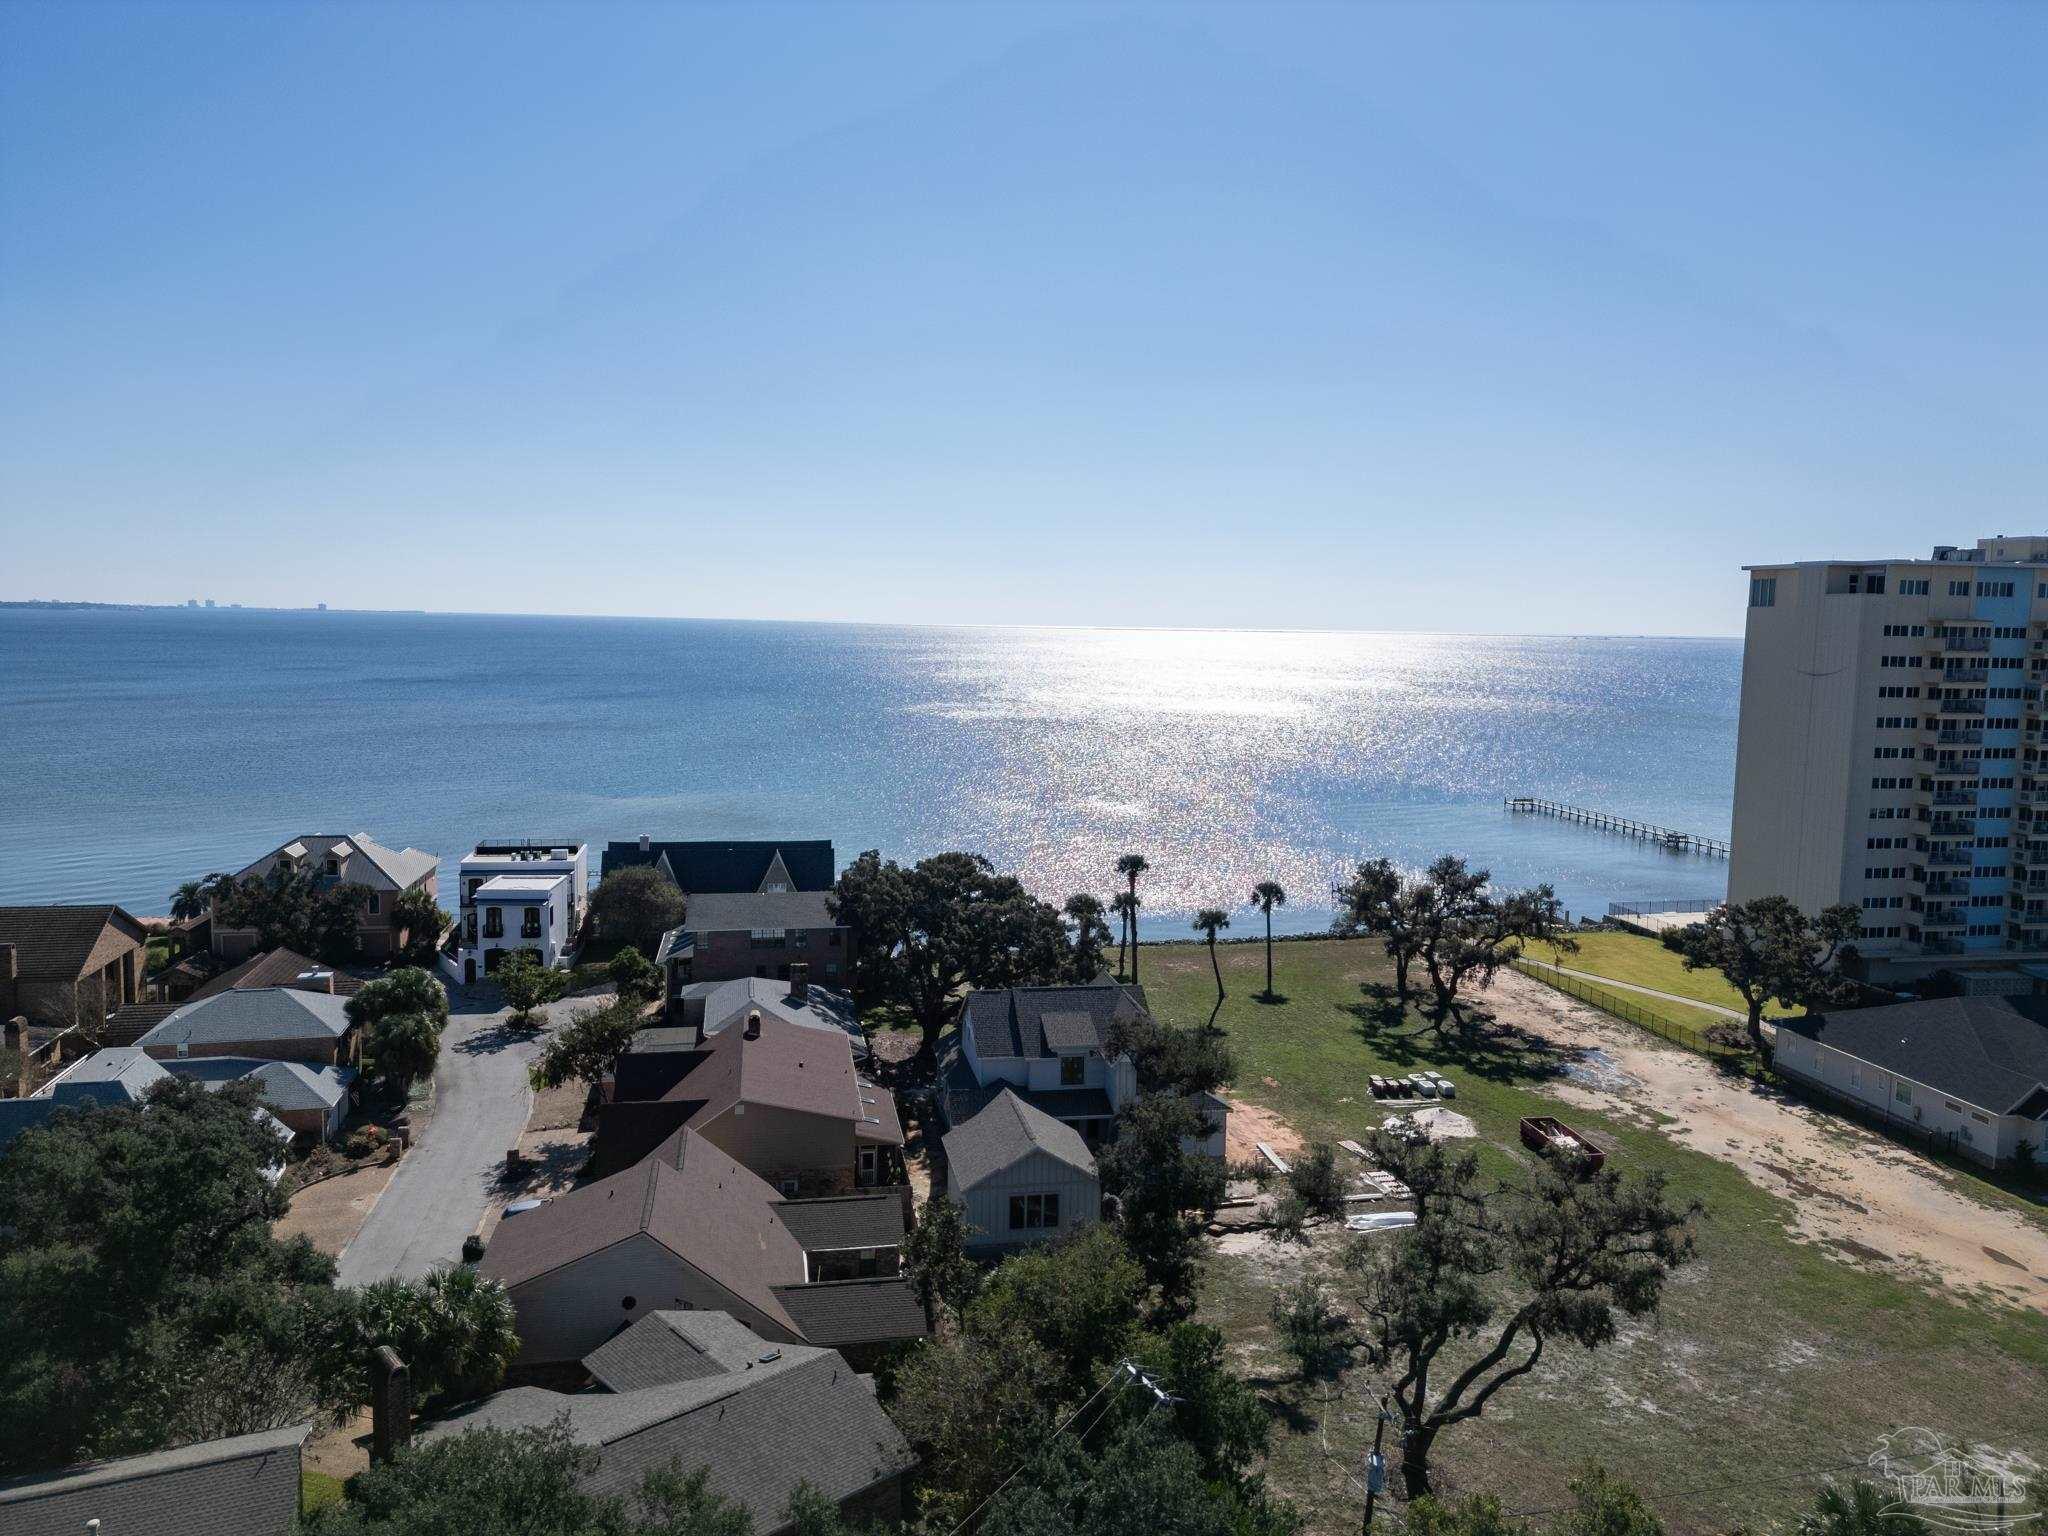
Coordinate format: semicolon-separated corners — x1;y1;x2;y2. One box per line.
600;840;835;893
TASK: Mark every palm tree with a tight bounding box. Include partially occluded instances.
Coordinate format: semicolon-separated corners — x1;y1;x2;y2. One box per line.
1115;854;1150;983
1110;891;1138;981
1250;881;1286;998
168;879;209;955
1192;907;1230;1006
1798;1480;1929;1536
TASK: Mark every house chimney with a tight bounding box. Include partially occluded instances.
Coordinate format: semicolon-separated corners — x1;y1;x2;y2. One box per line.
788;962;809;1003
0;942;16;982
743;1008;762;1041
369;1346;412;1464
639;833;651;854
4;1017;28;1098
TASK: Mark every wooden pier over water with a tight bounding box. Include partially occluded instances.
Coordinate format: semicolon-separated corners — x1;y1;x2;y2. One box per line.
1504;797;1729;858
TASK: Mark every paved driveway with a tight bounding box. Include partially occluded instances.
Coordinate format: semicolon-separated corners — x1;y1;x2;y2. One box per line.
335;985;605;1285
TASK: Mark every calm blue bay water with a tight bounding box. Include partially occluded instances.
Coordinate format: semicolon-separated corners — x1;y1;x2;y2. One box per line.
0;609;1738;935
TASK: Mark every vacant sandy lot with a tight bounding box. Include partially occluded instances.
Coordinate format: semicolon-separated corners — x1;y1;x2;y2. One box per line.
1489;969;2048;1308
1224;1091;1306;1166
276;1163;397;1258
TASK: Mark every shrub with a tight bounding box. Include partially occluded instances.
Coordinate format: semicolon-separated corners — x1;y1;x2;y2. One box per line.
1285;1143;1346;1220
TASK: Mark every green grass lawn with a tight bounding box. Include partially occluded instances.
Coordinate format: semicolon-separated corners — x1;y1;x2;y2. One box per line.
1129;936;2048;1536
302;1468;347;1514
1524;930;1796;1018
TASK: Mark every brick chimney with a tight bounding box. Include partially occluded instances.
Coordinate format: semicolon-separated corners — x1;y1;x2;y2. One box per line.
4;1017;28;1098
369;1346;412;1464
788;962;809;1003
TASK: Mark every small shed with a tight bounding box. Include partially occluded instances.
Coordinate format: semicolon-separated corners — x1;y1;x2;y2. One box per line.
941;1088;1100;1254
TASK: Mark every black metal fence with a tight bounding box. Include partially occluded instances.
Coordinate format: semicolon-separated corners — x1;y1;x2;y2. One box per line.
1511;960;1746;1061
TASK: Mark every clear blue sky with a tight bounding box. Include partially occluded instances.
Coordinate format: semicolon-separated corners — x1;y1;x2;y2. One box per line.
2;2;2042;635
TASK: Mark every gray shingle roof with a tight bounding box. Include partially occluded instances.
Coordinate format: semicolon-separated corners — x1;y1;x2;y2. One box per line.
424;1347;911;1536
681;890;838;934
942;1088;1098;1192
43;1047;170;1101
163;1056;351;1112
136;988;352;1050
0;1422;310;1536
776;1194;909;1253
691;976;864;1054
961;981;1150;1062
0;905;145;982
582;1310;778;1393
1782;996;2048;1115
769;1278;929;1347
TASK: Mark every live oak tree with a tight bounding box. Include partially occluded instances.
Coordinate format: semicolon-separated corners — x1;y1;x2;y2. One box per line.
1250;880;1286;998
608;944;662;1006
1664;896;1864;1056
208;864;374;964
1096;1095;1228;1318
1062;893;1114;983
1344;1126;1697;1499
902;1194;982;1328
0;1079;330;1473
826;850;1071;1061
980;1416;1296;1536
589;865;688;958
530;996;642;1093
1335;856;1573;1020
1330;856;1425;999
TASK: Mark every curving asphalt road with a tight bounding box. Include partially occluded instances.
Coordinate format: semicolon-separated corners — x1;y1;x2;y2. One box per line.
334;985;596;1285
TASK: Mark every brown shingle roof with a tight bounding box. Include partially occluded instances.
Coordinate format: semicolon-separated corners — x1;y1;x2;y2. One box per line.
0;906;146;983
189;947;357;1000
481;1129;806;1334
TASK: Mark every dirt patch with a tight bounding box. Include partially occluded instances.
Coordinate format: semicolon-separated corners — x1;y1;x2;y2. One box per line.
305;1410;371;1485
1224;1097;1306;1166
526;1078;591;1133
275;1163;396;1258
1488;968;2048;1309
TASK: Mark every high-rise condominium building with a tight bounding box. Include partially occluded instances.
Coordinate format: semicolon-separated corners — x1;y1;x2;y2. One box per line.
1731;534;2048;987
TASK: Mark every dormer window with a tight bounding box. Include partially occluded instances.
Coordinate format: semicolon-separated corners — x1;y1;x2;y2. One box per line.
1060;1054;1085;1086
325;858;341;876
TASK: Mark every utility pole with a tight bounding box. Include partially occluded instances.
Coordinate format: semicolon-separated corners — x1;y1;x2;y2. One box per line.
1362;1396;1392;1535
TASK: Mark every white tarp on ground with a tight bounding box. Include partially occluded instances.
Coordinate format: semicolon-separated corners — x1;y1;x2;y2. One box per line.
1380;1106;1478;1141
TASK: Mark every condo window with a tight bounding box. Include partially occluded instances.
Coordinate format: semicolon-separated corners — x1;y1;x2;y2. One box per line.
1748;577;1777;608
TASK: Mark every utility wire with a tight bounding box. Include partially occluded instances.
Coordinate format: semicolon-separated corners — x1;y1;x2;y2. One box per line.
936;1362;1139;1536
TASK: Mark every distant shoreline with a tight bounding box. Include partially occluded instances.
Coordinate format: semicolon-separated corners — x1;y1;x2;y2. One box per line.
0;599;427;615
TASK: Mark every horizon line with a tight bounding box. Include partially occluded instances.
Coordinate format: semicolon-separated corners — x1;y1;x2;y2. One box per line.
0;598;1745;643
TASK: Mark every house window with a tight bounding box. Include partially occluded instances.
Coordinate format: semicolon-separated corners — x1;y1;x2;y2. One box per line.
521;908;542;939
779;1177;800;1197
1060;1054;1085;1086
366;893;380;915
1009;1192;1060;1231
484;907;504;938
1893;1083;1913;1105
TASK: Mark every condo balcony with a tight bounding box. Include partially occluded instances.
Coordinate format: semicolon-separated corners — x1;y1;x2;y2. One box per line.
1926;818;1976;838
1919;909;1968;930
1941;667;1991;685
1939;634;1990;652
1926;850;1975;869
1938;698;1987;715
1919;877;1971;896
1920;938;1966;955
1932;789;1978;807
1929;758;1983;776
1935;729;1984;747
